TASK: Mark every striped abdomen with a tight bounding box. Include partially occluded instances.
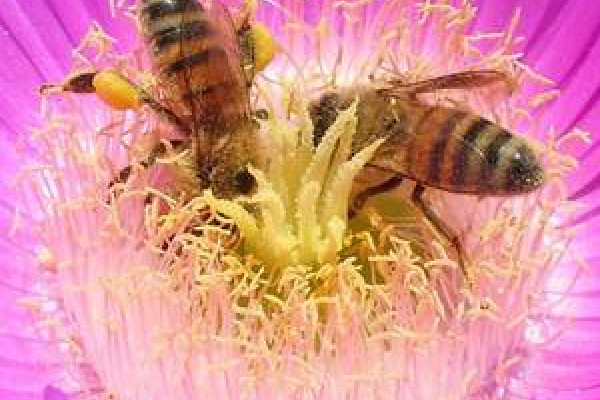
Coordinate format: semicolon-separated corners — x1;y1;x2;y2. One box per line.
139;0;248;130
310;89;545;196
398;104;545;195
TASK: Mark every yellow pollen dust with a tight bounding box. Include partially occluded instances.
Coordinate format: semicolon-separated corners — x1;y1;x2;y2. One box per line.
37;247;58;273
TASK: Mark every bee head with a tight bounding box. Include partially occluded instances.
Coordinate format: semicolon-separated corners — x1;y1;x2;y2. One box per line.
231;167;257;195
207;162;257;199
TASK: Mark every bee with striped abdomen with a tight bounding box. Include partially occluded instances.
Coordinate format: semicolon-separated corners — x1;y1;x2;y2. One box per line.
309;70;545;276
40;0;278;199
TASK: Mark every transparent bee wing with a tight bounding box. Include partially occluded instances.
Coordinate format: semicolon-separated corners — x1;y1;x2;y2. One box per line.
147;0;251;133
378;70;515;97
192;0;251;125
233;3;258;85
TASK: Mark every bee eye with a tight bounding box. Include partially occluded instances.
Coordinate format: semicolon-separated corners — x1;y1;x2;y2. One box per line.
383;117;395;130
252;108;269;120
233;168;256;195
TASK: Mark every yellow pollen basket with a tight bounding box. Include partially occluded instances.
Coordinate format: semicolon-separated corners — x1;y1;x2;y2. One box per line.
250;22;279;72
92;70;141;110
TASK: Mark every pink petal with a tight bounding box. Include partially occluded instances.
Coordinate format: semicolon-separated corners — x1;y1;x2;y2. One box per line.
0;1;599;399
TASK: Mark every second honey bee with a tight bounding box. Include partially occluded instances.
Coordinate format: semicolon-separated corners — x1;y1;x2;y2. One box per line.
309;70;545;275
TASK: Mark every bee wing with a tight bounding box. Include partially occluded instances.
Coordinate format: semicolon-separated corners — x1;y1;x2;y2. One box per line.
378;70;515;97
170;0;251;131
231;3;256;83
199;0;251;117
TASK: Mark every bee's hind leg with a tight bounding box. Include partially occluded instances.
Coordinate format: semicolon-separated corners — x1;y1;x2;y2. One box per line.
348;176;404;219
108;139;188;201
40;71;188;133
411;184;471;283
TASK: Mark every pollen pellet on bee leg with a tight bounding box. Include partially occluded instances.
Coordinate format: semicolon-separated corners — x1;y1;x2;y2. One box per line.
250;22;279;72
92;70;142;110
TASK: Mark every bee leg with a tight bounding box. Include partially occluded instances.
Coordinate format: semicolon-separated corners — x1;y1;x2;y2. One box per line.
39;71;97;94
411;184;471;282
382;70;515;97
40;71;188;133
139;96;189;134
349;176;404;219
108;139;187;199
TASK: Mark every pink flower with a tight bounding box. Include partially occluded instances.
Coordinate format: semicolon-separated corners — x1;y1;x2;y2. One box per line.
1;1;599;399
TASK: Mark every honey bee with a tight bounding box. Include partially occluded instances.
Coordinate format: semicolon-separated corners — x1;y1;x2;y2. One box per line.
309;70;545;275
40;0;279;199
